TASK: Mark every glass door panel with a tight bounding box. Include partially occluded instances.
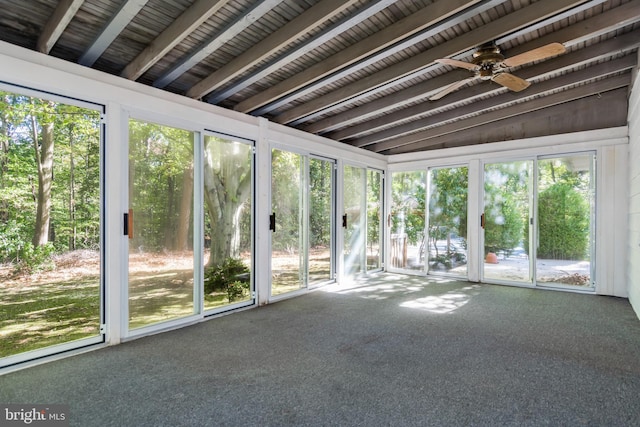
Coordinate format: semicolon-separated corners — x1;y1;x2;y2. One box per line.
389;171;426;272
203;134;253;310
271;149;305;295
128;119;196;329
308;157;333;285
343;165;366;277
483;161;532;283
0;90;103;363
536;154;594;289
428;166;468;276
367;169;383;271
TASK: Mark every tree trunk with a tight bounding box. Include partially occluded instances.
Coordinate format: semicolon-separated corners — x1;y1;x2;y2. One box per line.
204;175;248;268
69;126;76;250
32;113;55;248
203;141;251;269
0;100;9;224
175;164;193;251
163;175;176;249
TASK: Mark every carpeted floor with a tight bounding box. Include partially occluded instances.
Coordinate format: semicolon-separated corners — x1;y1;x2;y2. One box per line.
1;274;639;426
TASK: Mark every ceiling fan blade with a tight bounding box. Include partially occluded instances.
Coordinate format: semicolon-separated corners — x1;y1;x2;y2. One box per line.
502;42;566;67
434;58;478;71
492;72;531;92
429;77;476;101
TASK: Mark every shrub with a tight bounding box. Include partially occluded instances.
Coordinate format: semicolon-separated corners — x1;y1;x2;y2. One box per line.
484;194;523;256
227;280;250;302
537;183;588;260
204;257;250;295
16;242;56;273
0;219;26;264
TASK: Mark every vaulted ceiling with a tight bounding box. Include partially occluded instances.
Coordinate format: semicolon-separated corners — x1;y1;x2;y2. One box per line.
1;0;638;153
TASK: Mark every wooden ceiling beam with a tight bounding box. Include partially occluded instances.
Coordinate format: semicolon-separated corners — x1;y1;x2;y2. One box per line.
185;0;360;100
151;0;281;87
233;0;485;114
272;0;587;125
120;0;232;81
78;0;149;67
37;0;85;54
371;73;630;153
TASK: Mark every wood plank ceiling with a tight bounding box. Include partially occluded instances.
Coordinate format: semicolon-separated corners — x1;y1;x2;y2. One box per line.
0;0;638;153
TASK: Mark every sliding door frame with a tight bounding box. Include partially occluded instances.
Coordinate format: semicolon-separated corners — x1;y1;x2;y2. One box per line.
202;130;256;316
479;152;596;291
268;143;337;301
123;109;259;340
0;82;106;369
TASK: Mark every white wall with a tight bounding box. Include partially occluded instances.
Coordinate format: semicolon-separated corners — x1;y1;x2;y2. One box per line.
628;59;640;318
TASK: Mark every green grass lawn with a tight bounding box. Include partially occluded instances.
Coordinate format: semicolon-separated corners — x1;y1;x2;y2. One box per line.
0;277;101;358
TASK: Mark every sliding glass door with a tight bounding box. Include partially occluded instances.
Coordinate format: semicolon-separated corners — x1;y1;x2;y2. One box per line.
483;160;533;284
482;154;595;289
427;166;468;276
308;157;334;285
270;149;304;295
0;88;103;366
535;154;594;289
366;169;383;272
389;171;426;272
128;119;197;330
270;149;335;296
343;165;366;276
203;133;254;311
342;165;383;277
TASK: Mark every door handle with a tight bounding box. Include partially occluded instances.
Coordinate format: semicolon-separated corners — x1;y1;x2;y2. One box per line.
480;213;485;229
269;212;276;232
342;213;348;229
124;209;133;239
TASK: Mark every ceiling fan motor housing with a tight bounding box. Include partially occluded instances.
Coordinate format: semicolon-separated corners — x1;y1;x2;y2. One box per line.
472;44;505;78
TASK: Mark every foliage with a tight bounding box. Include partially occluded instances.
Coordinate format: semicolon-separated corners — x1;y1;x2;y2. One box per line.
483;162;529;256
271;149;303;252
204;257;250;295
537;183;589;259
484;194;523;256
0;90;101;264
343;165;365;259
428;167;468;266
309;158;332;248
0;219;26;263
204;135;252;267
226;280;250;302
367;169;382;253
129;119;194;253
390;171;426;245
16;242;56;273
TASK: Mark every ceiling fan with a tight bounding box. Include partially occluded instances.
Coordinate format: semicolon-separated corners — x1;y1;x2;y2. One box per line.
429;42;566;101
